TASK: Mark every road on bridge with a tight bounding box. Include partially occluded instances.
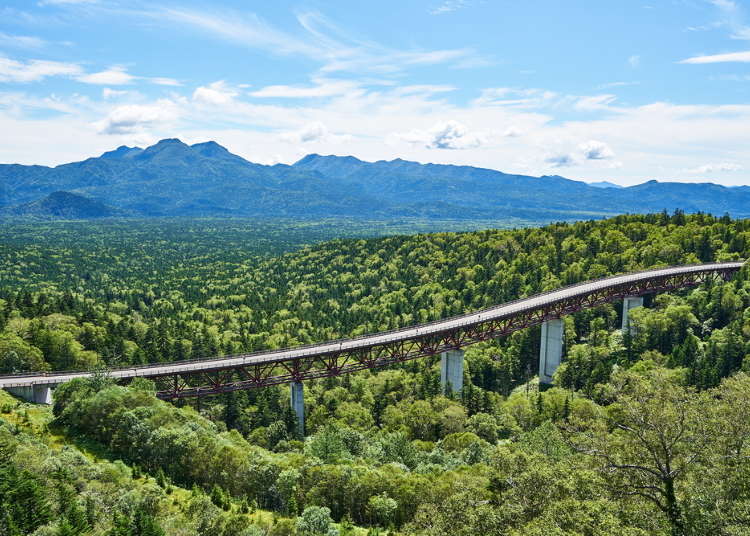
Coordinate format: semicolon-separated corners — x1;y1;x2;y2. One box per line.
0;261;744;399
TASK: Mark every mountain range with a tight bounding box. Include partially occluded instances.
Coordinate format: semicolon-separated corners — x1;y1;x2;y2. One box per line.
1;138;748;221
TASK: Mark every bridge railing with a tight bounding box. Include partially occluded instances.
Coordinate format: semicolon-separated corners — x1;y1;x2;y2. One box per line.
2;261;743;381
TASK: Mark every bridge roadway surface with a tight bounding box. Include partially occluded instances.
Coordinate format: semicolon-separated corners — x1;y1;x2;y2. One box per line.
0;261;744;390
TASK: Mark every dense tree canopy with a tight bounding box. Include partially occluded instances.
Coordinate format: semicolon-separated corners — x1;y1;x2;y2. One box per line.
0;213;749;535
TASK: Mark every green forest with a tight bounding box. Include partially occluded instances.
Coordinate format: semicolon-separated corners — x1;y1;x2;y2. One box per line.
1;212;750;536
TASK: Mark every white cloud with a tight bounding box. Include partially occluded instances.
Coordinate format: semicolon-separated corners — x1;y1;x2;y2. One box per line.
150;7;483;75
102;88;128;99
161;8;320;58
687;162;743;173
150;77;181;86
628;55;641;68
394;85;456;96
596;81;640;89
4;74;750;186
77;66;135;85
193;81;238;105
430;0;468;15
0;57;82;82
579;140;615;160
708;0;750;40
575;94;617;111
546;140;616;167
0;32;47;49
251;79;358;98
282;122;325;143
280;121;352;144
545;154;577;167
474;87;558;108
0;56;179;89
37;0;98;5
680;50;750;63
94;100;180;134
395;120;485;150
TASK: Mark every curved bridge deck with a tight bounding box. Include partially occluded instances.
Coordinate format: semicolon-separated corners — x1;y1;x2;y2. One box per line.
0;261;744;399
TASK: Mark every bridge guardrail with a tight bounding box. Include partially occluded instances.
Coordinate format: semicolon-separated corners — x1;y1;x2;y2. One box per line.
2;260;742;382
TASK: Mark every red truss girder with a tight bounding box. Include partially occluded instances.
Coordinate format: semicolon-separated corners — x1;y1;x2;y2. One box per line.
153;268;735;400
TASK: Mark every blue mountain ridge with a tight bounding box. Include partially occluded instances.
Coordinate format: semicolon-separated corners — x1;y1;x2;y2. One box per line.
1;139;747;220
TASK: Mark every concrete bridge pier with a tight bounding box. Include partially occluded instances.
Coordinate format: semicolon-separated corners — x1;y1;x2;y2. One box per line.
290;381;305;437
440;349;464;394
539;318;564;385
622;296;644;332
5;384;53;404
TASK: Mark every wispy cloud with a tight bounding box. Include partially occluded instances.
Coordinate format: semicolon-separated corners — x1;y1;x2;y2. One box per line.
394;120;485;150
77;66;135;85
280;121;351;144
150;77;181;87
430;0;469;15
575;94;617;111
473;87;559;108
628;55;641;67
680;50;750;63
161;8;320;58
0;32;47;49
251;78;360;98
686;162;742;173
148;7;484;75
193;81;238;105
546;140;616;167
596;81;640;89
710;0;750;39
94;100;180;135
37;0;98;5
0;56;82;82
102;88;129;99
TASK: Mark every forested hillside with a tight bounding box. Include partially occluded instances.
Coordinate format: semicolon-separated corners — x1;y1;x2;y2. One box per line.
2;213;750;535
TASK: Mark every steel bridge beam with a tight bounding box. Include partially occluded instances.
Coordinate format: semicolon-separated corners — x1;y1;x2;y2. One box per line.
0;263;742;401
124;265;747;399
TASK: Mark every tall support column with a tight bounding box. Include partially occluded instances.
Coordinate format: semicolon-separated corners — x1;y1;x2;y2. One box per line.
5;384;53;404
290;381;305;438
440;349;464;394
622;296;644;332
33;384;52;404
539;319;564;384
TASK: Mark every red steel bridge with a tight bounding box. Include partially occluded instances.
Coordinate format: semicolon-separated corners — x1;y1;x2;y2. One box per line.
0;261;744;404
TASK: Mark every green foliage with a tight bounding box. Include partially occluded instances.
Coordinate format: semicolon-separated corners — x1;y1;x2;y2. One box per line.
2;213;750;535
296;506;338;536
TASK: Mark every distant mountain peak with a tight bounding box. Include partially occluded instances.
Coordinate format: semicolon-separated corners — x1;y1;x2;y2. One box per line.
100;145;143;159
589;181;624;189
155;138;187;146
294;154;364;165
2;140;749;221
191;140;231;157
191;140;224;149
135;138;192;160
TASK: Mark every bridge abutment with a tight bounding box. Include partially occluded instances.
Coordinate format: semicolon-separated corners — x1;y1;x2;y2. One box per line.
290;381;305;437
539;318;564;385
440;349;464;394
622;296;644;332
5;384;53;404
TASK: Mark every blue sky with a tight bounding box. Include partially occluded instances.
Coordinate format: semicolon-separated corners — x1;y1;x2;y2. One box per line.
1;0;750;185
